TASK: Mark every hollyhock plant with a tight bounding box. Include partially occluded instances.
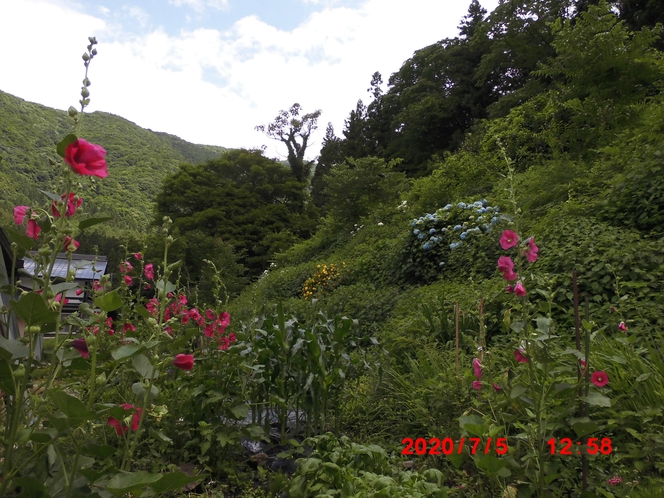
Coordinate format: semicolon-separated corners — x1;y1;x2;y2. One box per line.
173;354;194;370
472;381;482;390
591;371;609;388
514;281;527;296
472;358;482;379
65;139;108;178
119;261;133;273
523;237;539;262
505;285;514;293
500;230;519;250
607;476;622;486
492;383;502;392
618;321;627;331
497;256;515;274
124;275;132;286
71;338;89;358
133;252;142;260
514;349;529;363
144;263;154;280
51;192;82;218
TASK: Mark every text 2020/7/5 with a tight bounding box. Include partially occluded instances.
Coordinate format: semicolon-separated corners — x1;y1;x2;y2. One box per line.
401;437;508;456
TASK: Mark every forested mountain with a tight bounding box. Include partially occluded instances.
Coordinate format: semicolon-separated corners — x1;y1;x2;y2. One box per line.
0;90;227;233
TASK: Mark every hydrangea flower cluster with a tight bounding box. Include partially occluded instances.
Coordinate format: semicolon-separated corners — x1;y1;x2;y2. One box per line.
409;199;501;266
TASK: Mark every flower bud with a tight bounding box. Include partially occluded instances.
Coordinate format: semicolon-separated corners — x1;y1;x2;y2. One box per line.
86;335;97;348
82;52;90;62
83;77;91;87
27;325;41;334
148;318;157;326
96;372;107;386
68;106;78;117
14;364;26;379
44;290;55;299
81;87;90;98
91;48;97;56
166;236;174;244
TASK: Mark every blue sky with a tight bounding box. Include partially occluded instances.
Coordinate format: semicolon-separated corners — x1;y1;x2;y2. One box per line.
0;0;499;161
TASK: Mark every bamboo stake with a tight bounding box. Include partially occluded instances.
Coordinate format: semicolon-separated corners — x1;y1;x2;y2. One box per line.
455;303;460;380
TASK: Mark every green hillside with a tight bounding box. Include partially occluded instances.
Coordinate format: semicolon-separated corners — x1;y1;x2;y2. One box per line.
0;90;227;233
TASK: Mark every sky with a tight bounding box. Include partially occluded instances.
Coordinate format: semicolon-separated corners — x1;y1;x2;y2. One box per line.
0;0;500;162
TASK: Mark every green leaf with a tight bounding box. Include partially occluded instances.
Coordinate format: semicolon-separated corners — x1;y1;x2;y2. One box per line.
48;390;97;427
636;373;652;382
446;450;466;469
4;226;35;252
150;428;173;444
230;403;249;420
57;134;78;158
458;415;487;437
79;217;114;230
10;292;59;328
0;360;16;396
131;354;157;380
105;471;163;496
0;336;30;361
82;442;117;458
51;282;79;295
580;392;611;407
95;291;124;312
570;417;600;438
156;279;177;296
135;304;149;319
149;472;206;494
11;478;49;497
30;428;58;443
474;453;506;474
510;384;528;399
132;382;159;403
39;190;62;202
112;344;143;361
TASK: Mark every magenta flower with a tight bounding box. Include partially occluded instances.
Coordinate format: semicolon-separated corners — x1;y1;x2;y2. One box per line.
618;321;627;331
472;358;482;379
500;230;519;250
75;289;84;296
607;476;622;486
497;256;515;274
63;236;80;252
133;252;142;260
591;371;609;388
144;263;154;280
472;381;482;390
124;275;133;286
514;349;529;363
14;205;40;240
505;285;514;293
65;139;108;178
173;354;195;370
52;192;82;218
514;281;526;296
108;404;142;436
123;323;136;333
71;338;89;358
119;261;133;274
492;383;502;392
523;237;539;262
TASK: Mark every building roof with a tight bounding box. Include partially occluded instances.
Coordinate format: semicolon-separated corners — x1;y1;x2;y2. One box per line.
22;252;107;281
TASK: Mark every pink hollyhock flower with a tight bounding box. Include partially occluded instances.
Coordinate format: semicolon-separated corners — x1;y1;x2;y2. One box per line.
523;237;539;263
187;308;204;327
178;294;188;306
618;321;627;331
144;263;154;280
591;371;609;388
65;139;108;178
228;333;236;343
205;309;215;320
514;349;529;363
472;381;482;390
63;236;80;252
579;359;587;375
500;230;519;250
124;275;133;286
14;206;41;240
93;280;103;292
497;256;515;274
472;358;482;379
505;285;514;293
106;317;113;328
14;205;30;225
204;325;214;337
75;288;84;296
218;336;231;350
504;270;518;281
607;476;622;486
108;404;142;436
54;294;69;306
218;312;231;328
119;261;133;274
492;383;502;392
71;338;89;358
514;281;527;296
146;298;159;316
52;192;82;218
133;252;142;260
173;354;194;370
165;326;173;336
123;323;136;333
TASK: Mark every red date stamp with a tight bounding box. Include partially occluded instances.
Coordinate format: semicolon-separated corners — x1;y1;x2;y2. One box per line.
547;437;613;455
401;437;508;456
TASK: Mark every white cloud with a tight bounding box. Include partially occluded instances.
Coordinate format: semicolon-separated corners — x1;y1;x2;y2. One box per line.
169;0;229;12
99;5;110;15
0;0;500;162
123;6;150;28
